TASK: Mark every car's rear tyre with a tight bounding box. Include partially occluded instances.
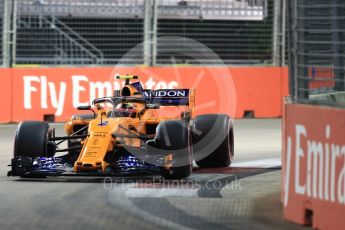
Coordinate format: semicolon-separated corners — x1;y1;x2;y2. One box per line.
14;121;49;158
192;114;234;168
154;120;192;179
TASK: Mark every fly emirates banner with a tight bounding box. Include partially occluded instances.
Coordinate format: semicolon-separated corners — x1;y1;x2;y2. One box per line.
0;67;287;122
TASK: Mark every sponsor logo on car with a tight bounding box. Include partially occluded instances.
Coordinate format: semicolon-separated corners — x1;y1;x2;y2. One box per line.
97;121;109;127
142;89;189;98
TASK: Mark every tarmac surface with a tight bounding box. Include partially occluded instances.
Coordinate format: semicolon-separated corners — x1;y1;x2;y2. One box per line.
0;119;308;230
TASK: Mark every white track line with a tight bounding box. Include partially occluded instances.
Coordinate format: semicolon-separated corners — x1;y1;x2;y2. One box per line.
231;158;281;168
124;188;199;198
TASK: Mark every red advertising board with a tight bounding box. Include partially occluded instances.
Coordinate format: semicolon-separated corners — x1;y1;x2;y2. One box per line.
0;66;288;122
282;103;345;229
0;69;12;123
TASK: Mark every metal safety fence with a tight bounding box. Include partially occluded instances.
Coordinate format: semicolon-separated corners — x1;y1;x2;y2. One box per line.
0;1;4;67
15;0;144;65
156;0;275;65
1;0;285;67
288;0;345;107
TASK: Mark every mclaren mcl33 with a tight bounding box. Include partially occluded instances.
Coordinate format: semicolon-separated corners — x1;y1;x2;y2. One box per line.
8;75;234;179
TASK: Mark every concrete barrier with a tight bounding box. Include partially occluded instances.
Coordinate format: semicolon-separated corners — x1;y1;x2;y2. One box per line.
282;103;345;229
0;69;12;123
0;66;288;122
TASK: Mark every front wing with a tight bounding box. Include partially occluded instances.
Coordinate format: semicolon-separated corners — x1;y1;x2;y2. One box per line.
8;154;161;177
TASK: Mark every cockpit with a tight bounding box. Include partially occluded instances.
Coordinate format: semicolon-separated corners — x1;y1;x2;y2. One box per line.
108;102;137;118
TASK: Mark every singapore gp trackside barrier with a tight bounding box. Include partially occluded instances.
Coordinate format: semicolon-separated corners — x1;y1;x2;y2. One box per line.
0;67;288;123
0;69;12;122
282;103;345;230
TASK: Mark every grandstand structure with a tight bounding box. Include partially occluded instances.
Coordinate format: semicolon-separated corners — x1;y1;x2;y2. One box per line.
18;0;267;20
1;0;284;66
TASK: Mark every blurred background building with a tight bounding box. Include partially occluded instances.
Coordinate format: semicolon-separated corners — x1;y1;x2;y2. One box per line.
1;0;286;66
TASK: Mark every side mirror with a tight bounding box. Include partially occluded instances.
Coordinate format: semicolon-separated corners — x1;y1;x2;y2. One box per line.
77;105;96;118
77;105;92;110
145;104;160;109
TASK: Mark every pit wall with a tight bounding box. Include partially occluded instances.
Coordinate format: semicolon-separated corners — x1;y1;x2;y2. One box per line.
0;67;288;123
282;103;345;229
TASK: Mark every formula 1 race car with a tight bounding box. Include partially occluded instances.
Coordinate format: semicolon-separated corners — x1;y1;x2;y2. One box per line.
8;75;234;179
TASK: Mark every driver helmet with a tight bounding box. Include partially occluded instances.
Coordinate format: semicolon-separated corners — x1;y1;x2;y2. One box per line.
115;103;137;118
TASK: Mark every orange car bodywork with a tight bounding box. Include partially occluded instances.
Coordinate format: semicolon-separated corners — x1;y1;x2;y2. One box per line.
64;82;195;173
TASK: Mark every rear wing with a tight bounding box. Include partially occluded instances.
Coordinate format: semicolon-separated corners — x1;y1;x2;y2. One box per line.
142;89;195;109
